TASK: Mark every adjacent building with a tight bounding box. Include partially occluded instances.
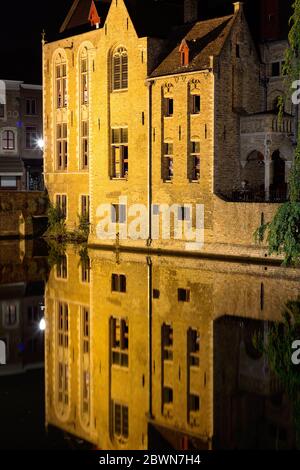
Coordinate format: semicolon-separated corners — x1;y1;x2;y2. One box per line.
0;80;43;191
43;0;295;256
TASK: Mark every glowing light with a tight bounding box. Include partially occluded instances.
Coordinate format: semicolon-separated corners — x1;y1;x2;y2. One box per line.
39;318;46;332
37;138;44;150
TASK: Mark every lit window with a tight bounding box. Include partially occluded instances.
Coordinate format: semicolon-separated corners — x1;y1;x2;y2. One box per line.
0;177;17;188
111;128;128;178
2;130;15;150
113;47;128;91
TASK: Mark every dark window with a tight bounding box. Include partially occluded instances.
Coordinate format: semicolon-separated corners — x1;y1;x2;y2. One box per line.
191;95;201;114
81;257;90;283
81;121;89;169
26;127;37;149
113;47;128;91
153;289;160;299
162;324;173;361
188;328;200;367
111;204;126;224
26;99;37;115
56;123;68;170
178;206;191;222
56;194;67;219
163;142;174;181
236;44;240;58
165;98;174;117
271;62;281;77
178;288;190;303
0;103;5;118
112;274;127;293
111;318;129;368
163;387;173;405
189;394;200;412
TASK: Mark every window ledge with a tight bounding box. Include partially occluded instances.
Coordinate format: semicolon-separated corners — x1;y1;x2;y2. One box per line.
163;180;173;184
111;88;128;94
111;177;128;181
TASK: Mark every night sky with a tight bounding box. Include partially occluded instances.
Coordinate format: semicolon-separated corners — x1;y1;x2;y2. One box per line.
0;0;292;85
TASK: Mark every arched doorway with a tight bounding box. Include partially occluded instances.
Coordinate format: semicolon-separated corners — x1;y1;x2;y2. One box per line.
242;150;265;191
271;150;287;199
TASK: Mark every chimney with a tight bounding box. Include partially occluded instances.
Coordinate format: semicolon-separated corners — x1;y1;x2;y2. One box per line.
260;0;280;41
184;0;198;24
233;2;244;14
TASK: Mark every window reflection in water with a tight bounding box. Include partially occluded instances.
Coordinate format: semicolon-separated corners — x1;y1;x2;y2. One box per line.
44;246;299;450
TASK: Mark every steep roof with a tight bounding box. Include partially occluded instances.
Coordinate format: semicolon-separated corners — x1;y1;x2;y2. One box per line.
150;14;235;77
59;0;183;38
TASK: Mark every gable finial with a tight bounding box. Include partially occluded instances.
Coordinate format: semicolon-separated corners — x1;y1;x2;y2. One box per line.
89;0;101;29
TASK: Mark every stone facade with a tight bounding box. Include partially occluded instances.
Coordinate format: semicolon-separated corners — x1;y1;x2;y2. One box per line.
43;0;295;258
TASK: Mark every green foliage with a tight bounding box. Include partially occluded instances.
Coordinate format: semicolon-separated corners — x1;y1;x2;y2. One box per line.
253;300;300;447
47;238;67;269
45;205;89;243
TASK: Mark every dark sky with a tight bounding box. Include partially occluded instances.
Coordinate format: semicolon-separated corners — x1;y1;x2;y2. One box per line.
0;0;292;85
0;0;74;84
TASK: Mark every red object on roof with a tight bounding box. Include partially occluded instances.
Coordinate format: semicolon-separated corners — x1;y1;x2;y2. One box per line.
89;0;101;27
179;39;190;66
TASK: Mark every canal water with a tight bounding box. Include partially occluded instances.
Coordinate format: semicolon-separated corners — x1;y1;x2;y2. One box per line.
0;240;299;450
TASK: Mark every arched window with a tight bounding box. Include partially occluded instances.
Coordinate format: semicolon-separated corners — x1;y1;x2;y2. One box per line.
55;54;67;109
112;47;128;91
80;48;89;105
2;130;15;150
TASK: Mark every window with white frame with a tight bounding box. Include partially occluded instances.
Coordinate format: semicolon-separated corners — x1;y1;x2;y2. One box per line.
81;121;89;169
81;49;89;105
189;141;200;181
112;47;128;91
56;194;67;219
0;177;17;188
56;123;68;170
3;304;18;328
26;98;37;115
56;55;67;108
162;142;174;181
2;130;15;150
111;128;128;178
112;402;129;439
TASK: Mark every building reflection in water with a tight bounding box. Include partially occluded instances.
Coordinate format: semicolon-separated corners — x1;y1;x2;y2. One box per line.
45;247;299;450
0;240;47;373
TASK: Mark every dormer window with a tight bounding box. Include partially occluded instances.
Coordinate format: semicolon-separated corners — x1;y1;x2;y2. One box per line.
179;40;190;66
